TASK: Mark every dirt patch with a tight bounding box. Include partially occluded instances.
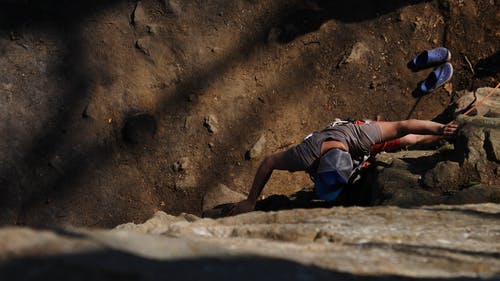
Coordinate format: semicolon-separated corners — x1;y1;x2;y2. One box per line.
0;0;498;227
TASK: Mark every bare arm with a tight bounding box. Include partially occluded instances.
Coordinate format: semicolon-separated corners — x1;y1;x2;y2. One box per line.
377;119;457;142
229;151;291;215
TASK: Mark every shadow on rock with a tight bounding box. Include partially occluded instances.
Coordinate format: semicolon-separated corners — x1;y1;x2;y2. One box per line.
0;249;487;281
272;0;431;43
474;50;500;78
202;187;339;219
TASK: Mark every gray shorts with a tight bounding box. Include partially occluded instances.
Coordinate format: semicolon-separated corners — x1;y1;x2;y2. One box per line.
281;123;382;173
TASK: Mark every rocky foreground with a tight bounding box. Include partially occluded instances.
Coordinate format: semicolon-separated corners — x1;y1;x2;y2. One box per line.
0;203;499;280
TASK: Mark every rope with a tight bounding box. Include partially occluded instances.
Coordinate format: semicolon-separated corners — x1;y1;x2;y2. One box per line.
463;82;500;116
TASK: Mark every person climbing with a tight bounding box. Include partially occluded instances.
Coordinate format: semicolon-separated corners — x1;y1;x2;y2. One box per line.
228;119;458;215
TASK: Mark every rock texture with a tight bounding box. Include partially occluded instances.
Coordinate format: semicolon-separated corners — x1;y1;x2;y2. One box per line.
1;88;499;280
0;204;499;280
1;0;498;227
352;87;500;207
0;2;498;279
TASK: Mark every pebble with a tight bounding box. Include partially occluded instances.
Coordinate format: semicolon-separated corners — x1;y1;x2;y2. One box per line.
203;115;218;134
246;135;266;159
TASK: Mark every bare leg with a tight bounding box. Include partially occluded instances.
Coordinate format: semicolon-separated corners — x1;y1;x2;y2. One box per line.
399;134;442;147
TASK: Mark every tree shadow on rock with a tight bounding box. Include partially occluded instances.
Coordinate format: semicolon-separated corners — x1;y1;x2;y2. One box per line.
273;0;431;43
202;187;341;219
1;248;486;281
202;184;381;219
0;0;132;227
474;50;500;79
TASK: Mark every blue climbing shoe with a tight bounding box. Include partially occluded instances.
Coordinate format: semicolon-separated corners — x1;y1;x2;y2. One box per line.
409;47;451;71
420;62;453;93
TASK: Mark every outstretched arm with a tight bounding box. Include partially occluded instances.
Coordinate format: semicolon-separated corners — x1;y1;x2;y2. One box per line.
377;119;457;142
229;151;290;215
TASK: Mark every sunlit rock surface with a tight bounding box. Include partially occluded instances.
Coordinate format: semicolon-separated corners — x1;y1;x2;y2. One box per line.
1;204;499;280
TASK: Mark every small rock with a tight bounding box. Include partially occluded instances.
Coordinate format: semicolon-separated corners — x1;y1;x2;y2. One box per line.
173;157;190;172
246;135;266;159
203;115;218;134
164;0;182;15
82;104;91;119
346;42;370;64
146;24;159;35
174;174;197;191
81;101;100;119
131;1;148;26
135;38;151;56
48;155;64;174
375;154;394;166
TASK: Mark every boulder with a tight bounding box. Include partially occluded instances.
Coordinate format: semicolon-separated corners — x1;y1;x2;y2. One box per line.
456;114;500;186
362;87;500;207
455;87;500;117
0;204;499;279
422;160;464;193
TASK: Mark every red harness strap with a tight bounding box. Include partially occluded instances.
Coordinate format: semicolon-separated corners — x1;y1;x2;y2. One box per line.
370;138;402;154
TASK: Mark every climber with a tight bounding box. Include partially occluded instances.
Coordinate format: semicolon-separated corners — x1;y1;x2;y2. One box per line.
228;119;458;215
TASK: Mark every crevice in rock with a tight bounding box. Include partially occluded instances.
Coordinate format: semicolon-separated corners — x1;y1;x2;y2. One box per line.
483;130;499;164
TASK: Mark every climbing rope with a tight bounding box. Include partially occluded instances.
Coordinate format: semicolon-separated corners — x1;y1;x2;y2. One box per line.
463;82;500;116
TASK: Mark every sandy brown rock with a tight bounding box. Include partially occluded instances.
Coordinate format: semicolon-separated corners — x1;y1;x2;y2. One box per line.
0;204;499;280
0;0;498;229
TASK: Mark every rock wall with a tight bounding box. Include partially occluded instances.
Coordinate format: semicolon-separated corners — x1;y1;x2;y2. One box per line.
0;89;499;280
200;87;500;213
351;87;500;208
1;0;498;227
0;204;499;280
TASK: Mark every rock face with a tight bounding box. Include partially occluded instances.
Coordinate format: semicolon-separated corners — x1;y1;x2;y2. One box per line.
455;87;500;186
0;1;498;278
0;88;499;280
1;0;498;227
0;204;499;280
353;87;500;207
